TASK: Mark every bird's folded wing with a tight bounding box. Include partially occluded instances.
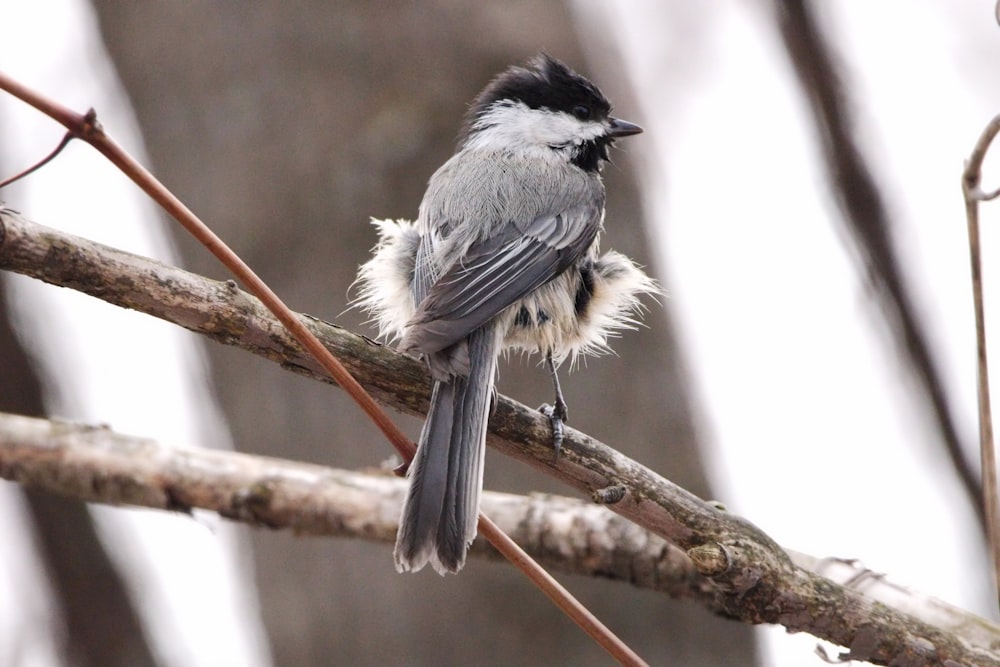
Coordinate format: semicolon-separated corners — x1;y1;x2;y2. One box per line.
403;205;600;354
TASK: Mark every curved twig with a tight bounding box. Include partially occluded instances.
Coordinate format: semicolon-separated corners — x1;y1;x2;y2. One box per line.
0;130;74;189
962;114;1000;610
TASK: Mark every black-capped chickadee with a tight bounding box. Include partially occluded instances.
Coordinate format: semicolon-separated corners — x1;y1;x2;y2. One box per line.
355;54;655;574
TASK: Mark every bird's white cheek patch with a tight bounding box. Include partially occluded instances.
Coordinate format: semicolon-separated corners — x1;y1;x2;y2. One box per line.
469;103;606;152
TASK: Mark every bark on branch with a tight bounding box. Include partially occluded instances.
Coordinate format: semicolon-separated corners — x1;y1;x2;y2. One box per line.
0;411;996;661
0;208;996;666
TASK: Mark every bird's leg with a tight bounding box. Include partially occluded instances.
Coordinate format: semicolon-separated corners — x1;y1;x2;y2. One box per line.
539;351;568;461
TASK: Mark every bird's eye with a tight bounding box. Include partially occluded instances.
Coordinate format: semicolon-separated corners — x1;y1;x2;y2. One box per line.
572;105;591;120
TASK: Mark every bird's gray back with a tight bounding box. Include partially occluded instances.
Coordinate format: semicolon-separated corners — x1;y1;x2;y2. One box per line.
412;148;605;304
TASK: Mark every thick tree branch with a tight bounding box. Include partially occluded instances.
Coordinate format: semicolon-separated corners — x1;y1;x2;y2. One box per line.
0;412;698;593
0;411;997;664
1;208;997;665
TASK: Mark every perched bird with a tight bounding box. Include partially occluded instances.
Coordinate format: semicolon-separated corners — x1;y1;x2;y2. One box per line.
355;54;655;574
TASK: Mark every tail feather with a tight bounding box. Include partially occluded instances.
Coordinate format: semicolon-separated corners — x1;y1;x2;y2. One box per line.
394;324;499;574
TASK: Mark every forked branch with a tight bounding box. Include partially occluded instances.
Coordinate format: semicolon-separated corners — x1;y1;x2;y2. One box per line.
0;209;996;666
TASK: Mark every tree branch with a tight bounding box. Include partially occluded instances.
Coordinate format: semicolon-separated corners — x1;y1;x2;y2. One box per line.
962;113;1000;608
1;208;997;665
0;410;997;664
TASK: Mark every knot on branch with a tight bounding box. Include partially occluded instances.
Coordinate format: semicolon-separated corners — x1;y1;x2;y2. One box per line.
226;480;284;529
688;540;770;595
592;484;627;504
687;531;794;601
688;542;731;577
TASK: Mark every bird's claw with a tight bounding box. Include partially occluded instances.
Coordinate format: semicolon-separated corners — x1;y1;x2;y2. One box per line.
541;351;568;462
539;400;568;462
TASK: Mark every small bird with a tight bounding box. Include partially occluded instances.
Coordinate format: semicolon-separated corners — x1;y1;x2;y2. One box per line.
355;54;655;574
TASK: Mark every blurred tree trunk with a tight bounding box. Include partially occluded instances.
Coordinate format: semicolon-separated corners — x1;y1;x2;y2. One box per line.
89;2;759;664
0;285;156;667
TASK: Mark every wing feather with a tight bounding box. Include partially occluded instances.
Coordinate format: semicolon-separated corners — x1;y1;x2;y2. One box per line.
401;204;601;355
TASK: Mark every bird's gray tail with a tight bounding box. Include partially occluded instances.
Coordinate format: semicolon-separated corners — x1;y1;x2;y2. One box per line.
394;323;500;574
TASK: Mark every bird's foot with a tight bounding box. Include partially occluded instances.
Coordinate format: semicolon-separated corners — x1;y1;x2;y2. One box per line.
539;397;568;462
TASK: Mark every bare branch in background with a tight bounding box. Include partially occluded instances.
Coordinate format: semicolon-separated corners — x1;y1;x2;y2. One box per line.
771;0;981;527
962;114;1000;608
1;208;997;666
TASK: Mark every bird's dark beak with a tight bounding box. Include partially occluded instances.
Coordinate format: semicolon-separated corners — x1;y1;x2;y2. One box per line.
607;117;643;137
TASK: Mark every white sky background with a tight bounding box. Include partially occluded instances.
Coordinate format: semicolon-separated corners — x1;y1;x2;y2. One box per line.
577;0;1000;664
0;1;271;666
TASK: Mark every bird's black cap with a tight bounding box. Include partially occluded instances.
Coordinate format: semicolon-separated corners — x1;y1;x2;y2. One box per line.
460;54;613;143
